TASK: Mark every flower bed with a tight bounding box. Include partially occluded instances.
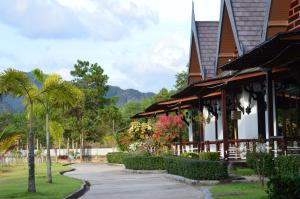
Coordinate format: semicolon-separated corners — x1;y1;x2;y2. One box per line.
164;156;228;180
106;152;127;164
123;155;165;170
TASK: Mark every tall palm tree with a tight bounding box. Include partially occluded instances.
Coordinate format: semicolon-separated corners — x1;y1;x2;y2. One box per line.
32;69;83;183
0;69;38;192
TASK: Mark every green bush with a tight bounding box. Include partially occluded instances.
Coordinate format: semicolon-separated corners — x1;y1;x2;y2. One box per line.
246;151;257;169
180;152;220;161
181;152;199;159
106;152;127;164
164;156;228;180
274;155;300;177
246;152;274;177
199;152;220;161
267;175;300;199
123;155;165;170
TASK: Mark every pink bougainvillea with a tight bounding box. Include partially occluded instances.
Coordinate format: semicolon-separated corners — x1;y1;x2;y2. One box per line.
154;114;183;143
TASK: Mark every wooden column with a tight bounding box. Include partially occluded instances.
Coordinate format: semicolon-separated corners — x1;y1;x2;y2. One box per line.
221;89;229;160
179;104;183;154
266;70;274;152
199;104;204;151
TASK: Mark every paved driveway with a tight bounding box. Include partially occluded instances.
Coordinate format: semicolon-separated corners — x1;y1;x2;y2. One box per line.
65;163;210;199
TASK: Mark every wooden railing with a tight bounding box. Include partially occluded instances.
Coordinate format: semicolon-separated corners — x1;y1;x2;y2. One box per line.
172;138;300;159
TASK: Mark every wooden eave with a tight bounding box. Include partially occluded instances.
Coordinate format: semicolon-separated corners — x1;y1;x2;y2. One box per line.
221;30;300;71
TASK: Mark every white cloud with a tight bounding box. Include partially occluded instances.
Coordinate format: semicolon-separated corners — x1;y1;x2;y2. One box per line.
0;0;88;39
0;0;159;41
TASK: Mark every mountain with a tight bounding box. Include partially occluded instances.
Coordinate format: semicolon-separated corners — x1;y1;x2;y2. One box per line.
0;73;154;112
106;85;155;106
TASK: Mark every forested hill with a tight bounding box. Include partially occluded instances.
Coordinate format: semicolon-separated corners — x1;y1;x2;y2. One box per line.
106;86;154;106
0;73;155;113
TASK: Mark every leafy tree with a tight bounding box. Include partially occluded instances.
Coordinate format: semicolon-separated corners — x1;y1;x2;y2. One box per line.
152;88;172;102
0;69;38;192
71;60;109;109
32;69;83;183
174;70;188;91
49;121;64;162
69;60;111;153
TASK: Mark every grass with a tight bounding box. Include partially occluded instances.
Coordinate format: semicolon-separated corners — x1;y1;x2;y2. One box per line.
0;163;82;199
210;182;268;199
231;167;256;176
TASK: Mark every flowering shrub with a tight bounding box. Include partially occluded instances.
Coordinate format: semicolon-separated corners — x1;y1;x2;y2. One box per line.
154;114;183;145
128;121;154;141
116;115;183;155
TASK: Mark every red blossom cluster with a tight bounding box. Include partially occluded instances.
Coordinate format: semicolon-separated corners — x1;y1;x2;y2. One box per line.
154;114;183;143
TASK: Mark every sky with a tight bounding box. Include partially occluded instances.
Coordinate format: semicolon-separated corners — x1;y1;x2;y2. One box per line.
0;0;220;93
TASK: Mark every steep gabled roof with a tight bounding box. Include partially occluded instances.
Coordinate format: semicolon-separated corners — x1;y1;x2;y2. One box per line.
230;0;268;53
195;21;219;79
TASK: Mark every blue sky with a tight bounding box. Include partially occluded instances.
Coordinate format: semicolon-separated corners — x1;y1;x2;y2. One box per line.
0;0;220;93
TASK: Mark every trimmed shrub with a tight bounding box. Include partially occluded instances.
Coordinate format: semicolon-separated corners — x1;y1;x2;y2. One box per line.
123;155;165;170
181;152;199;159
267;175;300;199
274;155;300;177
180;152;220;161
246;152;274;177
106;152;127;164
164;156;228;180
199;152;220;161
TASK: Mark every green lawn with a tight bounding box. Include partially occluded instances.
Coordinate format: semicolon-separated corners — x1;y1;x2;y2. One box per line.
210;182;268;199
0;163;82;199
231;167;256;176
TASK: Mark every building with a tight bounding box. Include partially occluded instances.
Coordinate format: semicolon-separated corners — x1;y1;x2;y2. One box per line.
132;0;300;160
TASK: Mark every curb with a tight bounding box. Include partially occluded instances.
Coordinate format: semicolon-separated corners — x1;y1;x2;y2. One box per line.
124;169;166;174
107;163;124;167
163;173;220;186
60;166;91;199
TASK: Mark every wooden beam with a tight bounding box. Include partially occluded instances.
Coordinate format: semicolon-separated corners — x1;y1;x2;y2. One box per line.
267;70;274;139
221;89;229;160
188;73;201;77
199;105;204;151
218;53;238;58
179;104;183;154
268;20;288;27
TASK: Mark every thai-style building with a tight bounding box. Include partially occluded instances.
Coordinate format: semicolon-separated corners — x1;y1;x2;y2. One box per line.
132;0;300;161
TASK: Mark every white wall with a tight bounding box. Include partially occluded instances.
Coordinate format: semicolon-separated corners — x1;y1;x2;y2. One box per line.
237;88;259;139
203;106;216;141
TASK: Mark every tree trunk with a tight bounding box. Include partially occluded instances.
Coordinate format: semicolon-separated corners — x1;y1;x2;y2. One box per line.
28;102;36;192
80;133;83;162
46;113;52;183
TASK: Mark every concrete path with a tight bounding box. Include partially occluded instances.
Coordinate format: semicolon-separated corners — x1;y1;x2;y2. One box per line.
65;163;212;199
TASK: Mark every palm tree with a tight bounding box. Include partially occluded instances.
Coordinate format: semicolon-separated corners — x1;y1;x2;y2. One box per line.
32;69;83;183
0;69;38;192
0;126;21;155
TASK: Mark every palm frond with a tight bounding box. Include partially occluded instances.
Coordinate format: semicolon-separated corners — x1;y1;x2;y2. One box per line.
31;68;46;84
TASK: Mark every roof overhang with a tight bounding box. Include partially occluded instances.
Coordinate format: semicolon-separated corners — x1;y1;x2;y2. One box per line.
221;30;300;71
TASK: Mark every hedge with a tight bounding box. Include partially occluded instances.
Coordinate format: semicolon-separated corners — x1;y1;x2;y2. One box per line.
246;152;300;177
246;152;274;177
267;175;300;199
274;155;300;177
199;152;220;161
123;155;165;170
106;152;127;164
164;156;228;180
181;152;220;161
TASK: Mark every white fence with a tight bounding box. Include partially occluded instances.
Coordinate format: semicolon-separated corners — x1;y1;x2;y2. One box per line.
0;148;117;165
